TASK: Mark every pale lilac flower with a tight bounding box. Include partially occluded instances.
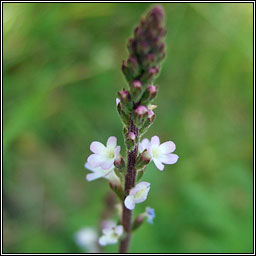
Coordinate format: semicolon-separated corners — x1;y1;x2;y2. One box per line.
138;138;150;153
87;136;120;170
148;136;178;171
98;224;123;246
85;162;120;185
145;207;155;224
74;227;98;253
124;182;150;210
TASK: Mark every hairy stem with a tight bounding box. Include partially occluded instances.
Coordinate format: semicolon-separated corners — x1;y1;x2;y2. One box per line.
119;119;139;253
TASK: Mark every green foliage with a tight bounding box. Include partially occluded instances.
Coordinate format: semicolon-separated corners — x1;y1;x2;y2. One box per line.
3;3;253;253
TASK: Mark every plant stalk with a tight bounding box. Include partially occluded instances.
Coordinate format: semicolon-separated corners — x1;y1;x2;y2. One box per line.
119;119;139;253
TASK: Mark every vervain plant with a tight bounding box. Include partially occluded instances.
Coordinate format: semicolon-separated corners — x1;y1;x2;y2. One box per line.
84;5;178;253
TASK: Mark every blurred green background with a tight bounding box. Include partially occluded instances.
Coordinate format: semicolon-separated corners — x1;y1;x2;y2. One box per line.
3;2;253;253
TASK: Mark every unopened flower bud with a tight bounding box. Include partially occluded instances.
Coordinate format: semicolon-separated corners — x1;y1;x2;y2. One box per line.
127;57;140;77
114;155;125;170
133;105;148;127
137;40;150;55
142;53;155;68
117;90;132;112
148;109;155;122
128;132;136;141
130;80;143;102
122;60;132;82
136;149;151;169
127;38;136;55
116;100;130;125
125;132;136;151
141;67;159;84
134;105;148;116
141;84;158;105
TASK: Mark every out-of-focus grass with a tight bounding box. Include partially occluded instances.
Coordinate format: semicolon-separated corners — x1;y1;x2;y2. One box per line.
3;3;253;253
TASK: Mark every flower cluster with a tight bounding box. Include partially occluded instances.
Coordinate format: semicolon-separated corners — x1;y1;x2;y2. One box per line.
82;5;179;251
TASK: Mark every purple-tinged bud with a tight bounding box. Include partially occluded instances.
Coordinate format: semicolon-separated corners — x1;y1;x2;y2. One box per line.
148;109;156;123
132;80;142;90
126;132;136;151
149;67;159;76
139;109;156;136
122;60;133;82
130;80;142;102
127;38;136;55
122;5;166;85
134;105;148;116
136;149;151;169
146;5;165;28
116;100;130;125
127;57;140;77
141;84;158;105
148;84;157;96
141;67;159;84
140;150;151;165
137;41;150;55
133;105;149;128
128;132;136;141
142;53;155;68
117;90;132;111
114;155;125;170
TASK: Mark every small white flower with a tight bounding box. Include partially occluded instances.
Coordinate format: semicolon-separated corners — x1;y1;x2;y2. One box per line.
74;227;98;253
87;136;120;170
124;182;151;210
98;224;123;246
148;136;178;171
85;162;120;185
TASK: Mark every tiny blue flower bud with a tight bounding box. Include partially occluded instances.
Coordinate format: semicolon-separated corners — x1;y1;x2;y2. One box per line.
145;207;155;224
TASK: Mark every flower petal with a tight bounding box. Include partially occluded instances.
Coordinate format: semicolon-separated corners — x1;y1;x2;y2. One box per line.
133;183;150;203
100;159;114;170
115;225;123;237
159;141;176;154
102;228;113;235
87;154;105;168
159;154;179;164
116;98;120;106
115;146;121;157
99;235;108;246
129;186;140;196
84;162;95;172
136;181;150;190
139;138;150;153
124;195;135;210
90;141;106;154
152;158;164;171
105;171;120;185
86;172;103;181
150;136;160;146
107;136;117;148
